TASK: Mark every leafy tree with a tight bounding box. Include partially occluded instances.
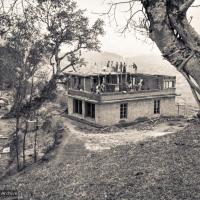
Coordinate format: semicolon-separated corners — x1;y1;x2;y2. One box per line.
0;47;21;89
35;0;104;74
0;0;104;170
104;0;200;111
0;5;49;169
0;0;104;117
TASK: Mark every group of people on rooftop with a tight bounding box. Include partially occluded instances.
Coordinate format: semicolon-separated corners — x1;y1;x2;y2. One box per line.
106;61;127;73
106;61;138;73
93;79;144;94
95;82;106;94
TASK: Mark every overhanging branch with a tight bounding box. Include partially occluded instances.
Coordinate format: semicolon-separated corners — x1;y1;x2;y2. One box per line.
179;0;195;14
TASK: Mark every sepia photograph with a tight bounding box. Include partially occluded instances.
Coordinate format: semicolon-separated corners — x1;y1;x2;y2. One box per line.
0;0;200;199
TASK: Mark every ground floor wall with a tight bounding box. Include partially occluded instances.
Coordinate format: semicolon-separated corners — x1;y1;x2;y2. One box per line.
68;96;96;124
67;96;177;126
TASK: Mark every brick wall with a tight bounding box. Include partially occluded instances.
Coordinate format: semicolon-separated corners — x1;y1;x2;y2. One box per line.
68;96;177;126
96;97;176;126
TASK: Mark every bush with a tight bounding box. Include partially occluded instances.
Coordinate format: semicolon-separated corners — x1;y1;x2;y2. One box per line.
57;95;67;108
55;89;67;106
41;116;54;132
53;131;63;145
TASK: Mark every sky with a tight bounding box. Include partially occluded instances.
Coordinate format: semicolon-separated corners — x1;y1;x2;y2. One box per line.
76;0;200;57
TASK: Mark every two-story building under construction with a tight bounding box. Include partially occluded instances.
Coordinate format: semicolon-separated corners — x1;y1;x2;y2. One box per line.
66;71;177;126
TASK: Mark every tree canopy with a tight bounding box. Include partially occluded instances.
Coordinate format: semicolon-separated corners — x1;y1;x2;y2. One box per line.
103;0;200;110
0;0;104;117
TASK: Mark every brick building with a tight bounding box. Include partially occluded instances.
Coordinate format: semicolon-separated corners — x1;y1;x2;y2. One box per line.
66;71;177;126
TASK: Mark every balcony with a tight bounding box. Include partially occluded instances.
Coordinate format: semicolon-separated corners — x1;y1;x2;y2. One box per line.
68;88;176;103
68;89;101;101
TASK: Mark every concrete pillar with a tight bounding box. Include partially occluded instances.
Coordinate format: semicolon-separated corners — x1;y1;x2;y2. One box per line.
117;75;119;84
82;100;85;118
116;75;120;91
90;77;93;91
131;75;133;88
125;73;128;83
95;104;100;124
103;76;105;84
70;76;73;89
83;77;86;91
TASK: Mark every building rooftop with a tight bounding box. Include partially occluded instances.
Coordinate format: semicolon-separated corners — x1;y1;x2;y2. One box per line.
64;71;175;79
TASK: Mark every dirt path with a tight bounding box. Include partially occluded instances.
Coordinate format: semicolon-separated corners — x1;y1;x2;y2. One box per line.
54;117;189;163
80;120;188;151
54;118;87;165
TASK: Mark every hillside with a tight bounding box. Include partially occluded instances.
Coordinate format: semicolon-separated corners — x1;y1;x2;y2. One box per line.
1;116;200;200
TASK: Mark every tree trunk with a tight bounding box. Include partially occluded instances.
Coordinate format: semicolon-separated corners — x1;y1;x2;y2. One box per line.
22;121;28;168
29;76;34;103
33;124;38;163
142;0;200;108
15;116;20;171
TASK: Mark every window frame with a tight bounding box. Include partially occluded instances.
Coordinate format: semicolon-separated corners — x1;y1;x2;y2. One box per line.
120;103;128;119
73;99;82;115
85;102;95;119
154;99;160;114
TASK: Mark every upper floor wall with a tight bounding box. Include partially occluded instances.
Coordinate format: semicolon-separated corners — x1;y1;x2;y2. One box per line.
68;87;176;103
65;72;176;94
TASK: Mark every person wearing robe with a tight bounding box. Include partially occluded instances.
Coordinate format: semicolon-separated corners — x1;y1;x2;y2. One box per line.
123;62;127;73
138;79;143;91
120;62;123;72
115;62;119;72
96;84;101;94
107;61;110;68
132;63;138;73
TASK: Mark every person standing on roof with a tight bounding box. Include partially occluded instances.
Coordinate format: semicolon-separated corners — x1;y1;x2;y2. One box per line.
107;61;110;68
110;61;114;71
115;62;119;72
120;62;123;72
132;63;138;73
123;62;127;73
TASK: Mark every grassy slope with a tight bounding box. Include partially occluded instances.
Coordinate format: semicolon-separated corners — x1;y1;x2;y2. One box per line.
1;121;200;200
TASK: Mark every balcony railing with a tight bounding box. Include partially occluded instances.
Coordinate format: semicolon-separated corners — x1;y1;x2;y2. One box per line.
68;89;101;101
68;88;176;102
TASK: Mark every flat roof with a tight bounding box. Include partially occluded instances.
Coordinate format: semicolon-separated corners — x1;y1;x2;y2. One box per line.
64;72;176;78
